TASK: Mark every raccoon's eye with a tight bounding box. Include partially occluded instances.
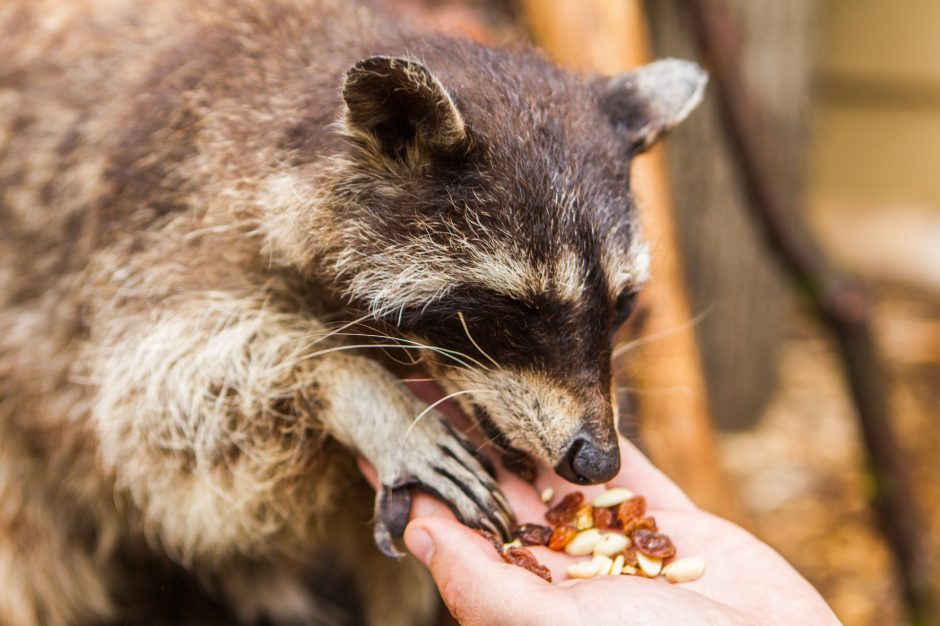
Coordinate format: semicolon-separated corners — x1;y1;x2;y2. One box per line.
612;289;639;330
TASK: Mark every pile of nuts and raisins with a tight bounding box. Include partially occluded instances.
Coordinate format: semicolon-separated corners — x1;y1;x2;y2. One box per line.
485;488;705;584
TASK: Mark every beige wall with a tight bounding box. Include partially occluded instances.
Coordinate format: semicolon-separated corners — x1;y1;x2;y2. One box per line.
812;0;940;206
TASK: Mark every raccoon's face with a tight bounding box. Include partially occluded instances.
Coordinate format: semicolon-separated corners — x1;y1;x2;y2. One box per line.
324;48;705;485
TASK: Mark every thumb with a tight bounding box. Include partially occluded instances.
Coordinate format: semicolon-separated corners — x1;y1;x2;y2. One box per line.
404;517;550;626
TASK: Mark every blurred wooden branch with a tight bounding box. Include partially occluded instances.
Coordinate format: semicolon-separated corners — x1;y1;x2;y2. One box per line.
680;0;938;622
644;0;814;432
519;0;741;520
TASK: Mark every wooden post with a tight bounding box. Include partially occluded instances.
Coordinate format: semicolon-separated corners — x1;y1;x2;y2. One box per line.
519;0;740;518
680;0;937;620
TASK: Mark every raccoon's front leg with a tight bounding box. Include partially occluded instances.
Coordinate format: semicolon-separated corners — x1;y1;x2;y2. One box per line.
86;284;512;565
311;354;515;555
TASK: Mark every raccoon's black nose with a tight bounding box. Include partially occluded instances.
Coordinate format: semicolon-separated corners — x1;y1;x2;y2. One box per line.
554;434;621;485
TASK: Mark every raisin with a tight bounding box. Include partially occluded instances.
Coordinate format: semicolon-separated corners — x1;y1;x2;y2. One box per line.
622;545;639;568
593;507;615;530
615;496;646;528
515;523;552;547
632;529;676;559
623;515;657;535
545;492;584;525
502;546;552;582
547;525;578;551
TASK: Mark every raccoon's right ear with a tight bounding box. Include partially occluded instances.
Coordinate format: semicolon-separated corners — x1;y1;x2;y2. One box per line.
342;56;472;163
601;59;707;153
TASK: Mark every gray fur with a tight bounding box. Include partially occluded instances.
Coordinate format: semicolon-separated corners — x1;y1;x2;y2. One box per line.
0;0;704;623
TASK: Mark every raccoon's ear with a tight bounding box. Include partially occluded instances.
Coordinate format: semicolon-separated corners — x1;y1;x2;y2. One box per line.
601;59;707;153
342;56;471;162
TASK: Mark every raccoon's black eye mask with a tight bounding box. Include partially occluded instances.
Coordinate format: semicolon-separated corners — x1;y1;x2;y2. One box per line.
612;289;639;331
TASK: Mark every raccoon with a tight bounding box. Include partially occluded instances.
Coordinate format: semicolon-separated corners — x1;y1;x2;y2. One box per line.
0;0;705;624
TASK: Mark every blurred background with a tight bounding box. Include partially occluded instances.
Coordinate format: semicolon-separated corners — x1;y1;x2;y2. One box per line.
389;1;940;624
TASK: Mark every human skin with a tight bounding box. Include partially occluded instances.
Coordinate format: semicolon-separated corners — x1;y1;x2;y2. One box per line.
360;384;843;626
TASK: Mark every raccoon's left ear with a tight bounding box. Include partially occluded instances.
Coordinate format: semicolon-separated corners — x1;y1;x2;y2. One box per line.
342;56;471;163
601;59;707;153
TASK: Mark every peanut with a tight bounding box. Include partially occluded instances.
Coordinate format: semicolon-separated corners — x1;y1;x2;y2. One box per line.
662;556;706;584
590;487;635;509
567;558;603;579
609;554;625;576
592;554;614;576
636;551;663;577
563;528;603;556
592;532;631;557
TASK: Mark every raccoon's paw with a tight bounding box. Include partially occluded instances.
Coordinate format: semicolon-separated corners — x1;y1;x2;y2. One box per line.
372;423;515;558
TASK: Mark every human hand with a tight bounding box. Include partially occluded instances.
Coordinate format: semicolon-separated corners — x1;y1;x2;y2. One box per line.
360;383;842;626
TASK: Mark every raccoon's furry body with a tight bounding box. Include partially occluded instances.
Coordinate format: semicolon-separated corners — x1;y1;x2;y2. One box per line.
0;1;705;623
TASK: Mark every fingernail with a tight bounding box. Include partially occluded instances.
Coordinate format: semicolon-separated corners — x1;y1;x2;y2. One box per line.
405;526;435;565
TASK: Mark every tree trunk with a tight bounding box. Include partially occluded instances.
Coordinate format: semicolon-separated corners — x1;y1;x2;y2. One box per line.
644;0;820;430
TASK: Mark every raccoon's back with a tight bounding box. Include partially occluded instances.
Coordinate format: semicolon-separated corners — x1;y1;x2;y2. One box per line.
0;0;376;305
2;0;189;303
0;0;402;419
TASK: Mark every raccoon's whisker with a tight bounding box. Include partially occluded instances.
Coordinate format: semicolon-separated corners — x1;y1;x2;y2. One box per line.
401;389;496;443
286;343;480;378
615;385;692;395
379;346;423;367
297;343;431;360
302;313;377;346
399;377;474;385
457;311;500;370
474;432;504;455
350;318;477;356
322;331;486;371
317;311;378;327
340;324;492;373
398;376;479;391
611;305;713;359
350;333;424;367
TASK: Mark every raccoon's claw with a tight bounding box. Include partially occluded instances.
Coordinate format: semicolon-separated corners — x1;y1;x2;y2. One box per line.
373;478;417;559
442;421;498;479
373;517;404;559
416;438;516;542
370;425;516;557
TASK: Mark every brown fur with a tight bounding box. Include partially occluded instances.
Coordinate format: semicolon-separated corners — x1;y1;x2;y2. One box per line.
0;0;704;623
1;2;441;624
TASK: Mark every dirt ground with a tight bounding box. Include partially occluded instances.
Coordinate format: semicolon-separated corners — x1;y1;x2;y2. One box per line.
716;292;940;626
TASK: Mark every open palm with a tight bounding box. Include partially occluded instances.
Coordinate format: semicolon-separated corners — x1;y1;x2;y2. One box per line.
361;383;841;625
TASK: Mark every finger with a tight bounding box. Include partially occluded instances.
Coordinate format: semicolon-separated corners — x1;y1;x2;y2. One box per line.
410;491;456;518
357;456;380;489
404;517;560;626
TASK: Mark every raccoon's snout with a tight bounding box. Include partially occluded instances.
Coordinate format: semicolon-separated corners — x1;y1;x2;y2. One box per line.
554;429;620;485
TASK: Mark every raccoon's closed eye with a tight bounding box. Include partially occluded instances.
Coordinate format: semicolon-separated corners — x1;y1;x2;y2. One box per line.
612;289;639;329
